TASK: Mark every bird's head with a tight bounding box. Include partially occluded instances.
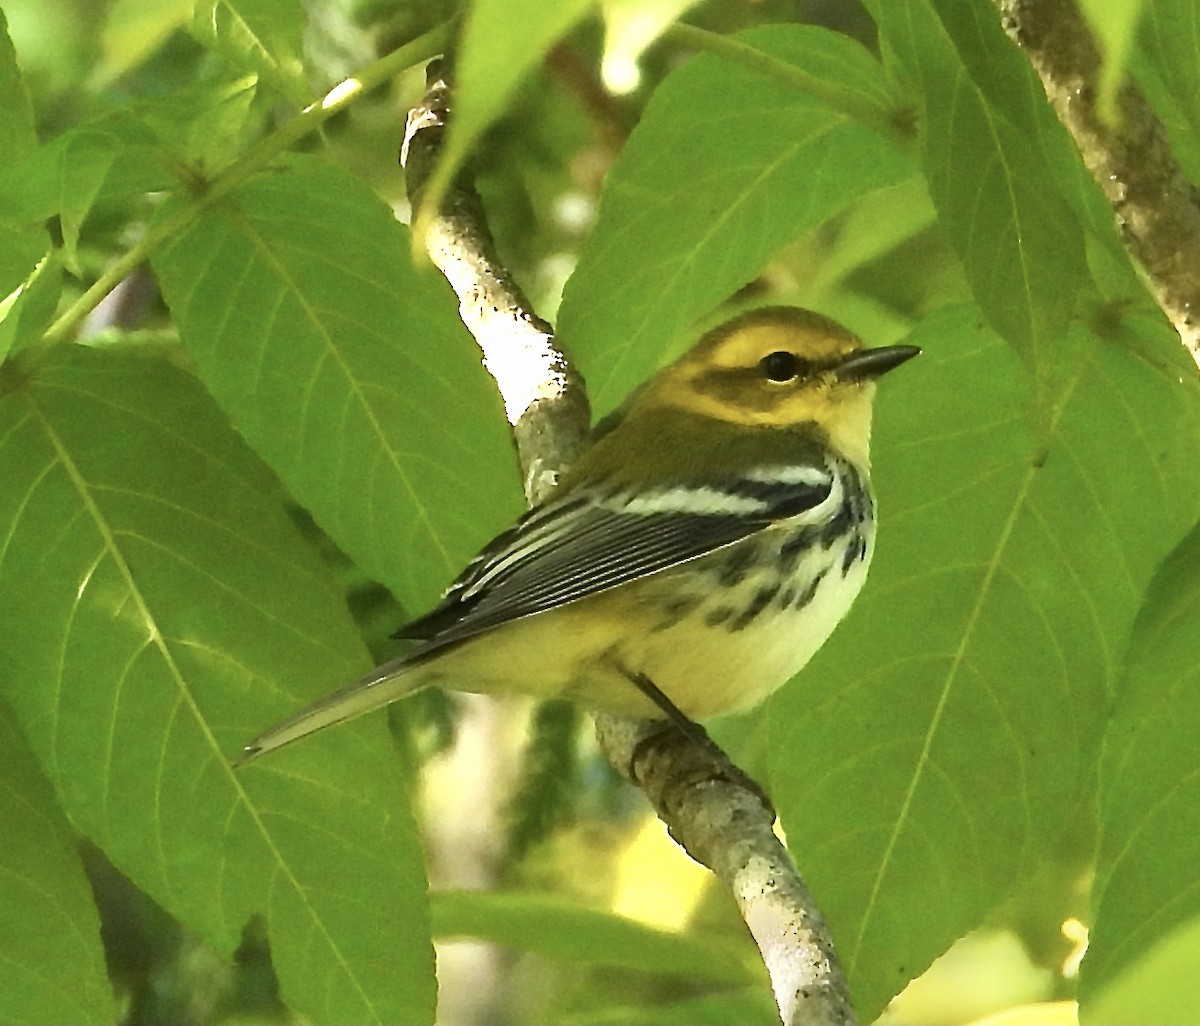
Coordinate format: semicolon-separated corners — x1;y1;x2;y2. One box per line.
640;306;920;468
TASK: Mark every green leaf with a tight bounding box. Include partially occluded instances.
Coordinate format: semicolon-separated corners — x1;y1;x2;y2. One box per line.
0;219;46;298
0;9;36;162
556;25;915;414
770;306;1200;1019
136;72;259;175
1084;521;1200;1020
568;990;778;1025
0;207;56;370
420;0;597;219
1134;0;1200;179
152;156;521;611
1079;0;1149;120
801;174;938;299
0;346;435;1024
0;701;117;1025
0;248;59;365
865;0;1087;377
432;890;758;985
1083;913;1200;1025
0;113;175;267
191;0;308;102
96;0;193;85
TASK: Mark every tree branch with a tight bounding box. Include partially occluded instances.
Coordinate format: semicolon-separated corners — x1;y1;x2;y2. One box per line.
994;0;1200;368
401;62;590;503
401;62;855;1026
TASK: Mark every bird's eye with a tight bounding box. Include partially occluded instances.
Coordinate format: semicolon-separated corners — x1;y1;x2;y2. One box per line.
759;351;806;382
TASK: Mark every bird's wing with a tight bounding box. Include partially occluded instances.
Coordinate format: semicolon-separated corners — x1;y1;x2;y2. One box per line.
396;463;839;656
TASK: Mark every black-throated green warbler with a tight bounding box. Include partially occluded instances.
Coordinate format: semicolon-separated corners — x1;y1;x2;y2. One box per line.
239;306;918;763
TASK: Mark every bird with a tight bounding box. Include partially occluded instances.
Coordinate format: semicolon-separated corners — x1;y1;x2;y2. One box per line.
237;306;919;765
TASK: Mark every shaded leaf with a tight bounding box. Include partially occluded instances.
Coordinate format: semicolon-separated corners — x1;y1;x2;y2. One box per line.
865;0;1087;377
566;989;778;1025
96;0;193;85
0;8;36;162
1084;521;1200;1020
0;701;117;1025
0;219;46;298
191;0;307;101
770;306;1200;1018
153;155;522;612
432;890;758;985
137;72;259;174
0;346;435;1024
0;113;174;267
1078;0;1149;119
1083;914;1200;1025
1134;0;1200;180
557;25;914;413
0;248;59;365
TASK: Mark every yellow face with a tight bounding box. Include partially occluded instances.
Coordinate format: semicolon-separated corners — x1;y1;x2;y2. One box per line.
643;307;880;466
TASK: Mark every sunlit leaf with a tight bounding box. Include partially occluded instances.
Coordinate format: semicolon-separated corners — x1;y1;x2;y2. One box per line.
0;346;435;1024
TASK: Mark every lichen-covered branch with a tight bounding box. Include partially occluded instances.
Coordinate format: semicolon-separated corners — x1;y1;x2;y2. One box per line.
402;61;590;503
401;61;855;1026
994;0;1200;368
596;718;855;1026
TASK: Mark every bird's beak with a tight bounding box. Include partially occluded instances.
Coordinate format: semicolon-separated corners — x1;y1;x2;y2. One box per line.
835;345;921;382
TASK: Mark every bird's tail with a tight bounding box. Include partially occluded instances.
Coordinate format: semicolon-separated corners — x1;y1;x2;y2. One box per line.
235;655;425;766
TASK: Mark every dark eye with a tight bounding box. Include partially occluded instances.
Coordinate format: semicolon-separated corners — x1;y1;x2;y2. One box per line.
759;351;806;382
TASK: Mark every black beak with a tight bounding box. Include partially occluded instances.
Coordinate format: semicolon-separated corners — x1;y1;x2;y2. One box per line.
836;345;921;382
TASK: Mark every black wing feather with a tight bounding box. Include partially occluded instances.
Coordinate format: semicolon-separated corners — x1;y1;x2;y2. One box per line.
396;468;835;657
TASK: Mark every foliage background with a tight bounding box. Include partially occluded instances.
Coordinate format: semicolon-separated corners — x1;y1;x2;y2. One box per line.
2;0;1200;1024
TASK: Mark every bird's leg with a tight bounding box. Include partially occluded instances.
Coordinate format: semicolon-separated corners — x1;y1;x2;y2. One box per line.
621;668;710;746
618;668;775;817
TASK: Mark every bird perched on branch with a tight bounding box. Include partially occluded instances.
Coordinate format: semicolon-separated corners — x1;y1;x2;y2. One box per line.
238;306;918;764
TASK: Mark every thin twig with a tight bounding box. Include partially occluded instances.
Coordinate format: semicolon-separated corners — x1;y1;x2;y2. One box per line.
401;61;855;1026
994;0;1200;368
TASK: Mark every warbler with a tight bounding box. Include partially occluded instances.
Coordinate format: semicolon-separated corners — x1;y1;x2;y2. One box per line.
238;306;918;764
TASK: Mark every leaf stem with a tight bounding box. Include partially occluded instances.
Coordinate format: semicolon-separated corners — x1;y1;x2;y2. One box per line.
44;19;453;345
663;23;908;141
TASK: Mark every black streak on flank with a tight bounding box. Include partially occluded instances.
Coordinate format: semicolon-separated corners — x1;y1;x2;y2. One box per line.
792;567;828;610
651;592;705;632
731;582;781;631
841;532;869;576
777;526;819;575
705;605;736;627
717;543;759;588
